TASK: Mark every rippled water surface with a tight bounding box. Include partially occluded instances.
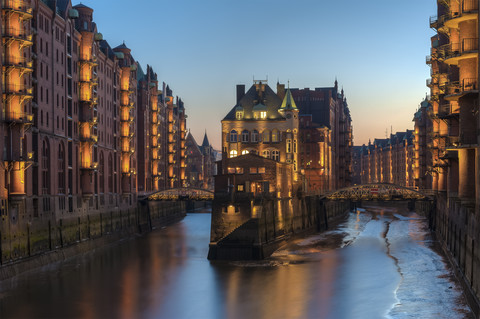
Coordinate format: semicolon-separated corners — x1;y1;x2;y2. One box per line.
0;206;473;319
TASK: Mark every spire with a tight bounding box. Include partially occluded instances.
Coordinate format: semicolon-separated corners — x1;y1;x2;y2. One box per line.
280;86;298;111
202;130;210;147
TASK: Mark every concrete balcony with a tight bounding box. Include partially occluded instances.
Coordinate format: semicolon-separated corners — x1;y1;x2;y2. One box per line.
2;83;33;96
445;78;478;101
3;111;33;124
1;0;33;18
2;55;33;71
443;38;478;65
444;0;478;29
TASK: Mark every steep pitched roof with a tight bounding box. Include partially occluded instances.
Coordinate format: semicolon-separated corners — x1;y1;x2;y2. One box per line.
222;83;284;121
202;131;210;147
280;88;298;110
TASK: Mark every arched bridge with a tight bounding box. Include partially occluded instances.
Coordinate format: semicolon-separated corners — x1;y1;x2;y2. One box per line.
321;183;431;201
144;187;214;201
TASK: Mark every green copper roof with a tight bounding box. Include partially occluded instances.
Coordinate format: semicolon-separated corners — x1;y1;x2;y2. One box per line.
280;88;298;110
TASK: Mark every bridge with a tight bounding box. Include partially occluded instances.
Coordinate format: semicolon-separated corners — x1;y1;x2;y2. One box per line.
144;187;214;201
321;183;431;201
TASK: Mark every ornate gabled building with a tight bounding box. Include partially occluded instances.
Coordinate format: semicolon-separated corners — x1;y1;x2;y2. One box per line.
221;80;300;183
185;131;217;190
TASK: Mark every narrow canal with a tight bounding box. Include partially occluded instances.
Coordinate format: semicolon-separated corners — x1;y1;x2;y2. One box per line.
0;205;473;319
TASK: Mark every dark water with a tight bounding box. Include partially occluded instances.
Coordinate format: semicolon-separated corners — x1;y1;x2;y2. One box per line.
0;206;473;319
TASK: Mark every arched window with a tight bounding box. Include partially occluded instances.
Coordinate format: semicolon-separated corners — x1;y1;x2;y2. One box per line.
272;150;280;161
262;150;270;158
58;143;65;194
42;139;50;194
242;130;249;143
272;129;280;143
108;153;113;192
99;152;105;193
252;130;259;143
262;130;270;143
229;150;238;158
230;130;237;142
241;150;249;155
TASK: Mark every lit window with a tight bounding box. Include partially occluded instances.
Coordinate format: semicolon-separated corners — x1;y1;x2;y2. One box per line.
236;167;244;174
272;129;279;143
228;167;235;174
250;167;258;174
263;130;270;143
258;167;266;174
260;111;267;119
241;150;249;155
242;130;249;142
237;185;244;192
236;111;243;120
230;130;238;142
229;150;237;158
262;150;270;158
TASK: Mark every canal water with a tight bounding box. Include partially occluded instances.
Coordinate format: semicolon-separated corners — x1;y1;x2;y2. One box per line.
0;205;473;319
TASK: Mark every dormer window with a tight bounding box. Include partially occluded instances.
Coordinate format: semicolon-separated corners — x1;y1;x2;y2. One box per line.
253;103;267;120
235;106;244;120
260;111;267;119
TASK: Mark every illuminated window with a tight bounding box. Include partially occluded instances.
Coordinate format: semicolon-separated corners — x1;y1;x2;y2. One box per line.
272;129;279;142
228;167;235;174
242;130;249;142
260;111;267;119
241;150;249;155
236;111;243;120
250;167;258;174
252;130;259;143
237;185;244;192
229;150;237;158
262;150;270;158
287;139;292;153
263;130;270;143
272;150;280;161
293;139;297;153
258;167;266;174
236;167;244;174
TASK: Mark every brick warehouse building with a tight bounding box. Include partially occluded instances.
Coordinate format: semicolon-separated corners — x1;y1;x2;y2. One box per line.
0;0;187;259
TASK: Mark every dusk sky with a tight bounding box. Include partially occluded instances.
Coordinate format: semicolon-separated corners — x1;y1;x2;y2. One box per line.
78;0;436;149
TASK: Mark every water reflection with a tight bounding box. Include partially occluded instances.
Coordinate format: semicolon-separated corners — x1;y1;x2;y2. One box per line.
0;208;472;319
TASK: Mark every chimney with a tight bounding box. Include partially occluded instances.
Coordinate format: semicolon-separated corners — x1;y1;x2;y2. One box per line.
236;84;245;104
277;83;285;100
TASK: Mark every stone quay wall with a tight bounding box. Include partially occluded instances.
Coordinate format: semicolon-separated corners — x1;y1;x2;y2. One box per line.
0;200;185;280
208;193;350;260
415;194;480;316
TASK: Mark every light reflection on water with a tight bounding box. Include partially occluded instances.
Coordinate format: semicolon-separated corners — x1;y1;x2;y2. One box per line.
0;208;472;319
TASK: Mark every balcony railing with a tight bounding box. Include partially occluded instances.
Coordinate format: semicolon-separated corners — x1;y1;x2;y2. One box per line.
3;111;33;123
2;0;33;16
2;83;33;95
2;27;32;43
442;38;478;60
3;55;33;69
80;161;98;170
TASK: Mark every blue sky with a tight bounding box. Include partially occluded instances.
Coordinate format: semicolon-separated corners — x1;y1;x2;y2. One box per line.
78;0;436;149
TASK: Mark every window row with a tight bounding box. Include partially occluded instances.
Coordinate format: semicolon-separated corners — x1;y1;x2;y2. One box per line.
229;129;281;143
229;149;280;161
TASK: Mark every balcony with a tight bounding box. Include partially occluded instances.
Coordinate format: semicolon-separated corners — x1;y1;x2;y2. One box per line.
443;38;478;65
429;14;449;32
80;134;98;144
2;83;33;96
3;55;33;71
445;78;478;101
445;1;479;29
426;55;432;64
3;111;33;124
80;161;98;171
2;0;33;18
